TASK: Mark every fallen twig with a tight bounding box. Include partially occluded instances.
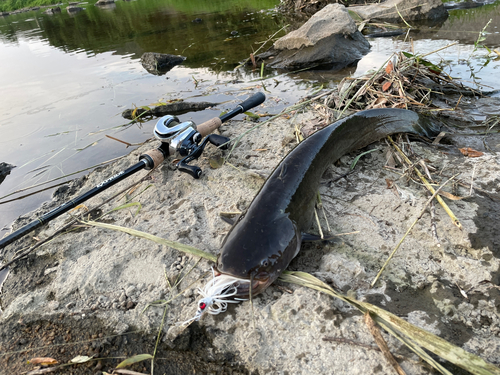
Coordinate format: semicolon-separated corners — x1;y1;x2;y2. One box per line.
365;312;407;375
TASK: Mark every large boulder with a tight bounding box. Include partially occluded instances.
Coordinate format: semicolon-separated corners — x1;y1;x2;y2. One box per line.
258;4;370;70
350;0;448;23
140;52;186;76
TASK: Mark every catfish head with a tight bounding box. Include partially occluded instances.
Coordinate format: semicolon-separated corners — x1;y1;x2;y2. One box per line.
214;212;301;298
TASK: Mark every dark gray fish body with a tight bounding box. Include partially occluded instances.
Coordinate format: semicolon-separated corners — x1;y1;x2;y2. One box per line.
216;108;438;296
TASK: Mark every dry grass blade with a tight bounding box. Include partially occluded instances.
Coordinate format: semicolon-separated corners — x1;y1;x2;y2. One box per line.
387;136;461;228
279;271;500;375
377;317;453;375
115;354;153;369
364;312;407;375
370;173;460;287
80;220;217;262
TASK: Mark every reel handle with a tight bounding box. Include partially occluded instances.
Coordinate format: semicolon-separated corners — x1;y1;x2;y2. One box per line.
176;134;230;179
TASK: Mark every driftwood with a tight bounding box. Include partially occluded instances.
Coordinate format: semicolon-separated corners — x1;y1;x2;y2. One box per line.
122;101;219;120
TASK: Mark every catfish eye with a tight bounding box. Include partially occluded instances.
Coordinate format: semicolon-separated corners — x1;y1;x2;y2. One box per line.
261;259;269;268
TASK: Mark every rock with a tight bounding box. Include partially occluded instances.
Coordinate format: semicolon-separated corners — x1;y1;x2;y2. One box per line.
95;0;114;5
125;285;136;297
47;301;59;311
0;12;10;17
140;52;186;76
258;4;370;70
66;5;83;13
350;0;448;23
0;162;15;185
43;267;58;276
97;295;108;305
43;7;61;15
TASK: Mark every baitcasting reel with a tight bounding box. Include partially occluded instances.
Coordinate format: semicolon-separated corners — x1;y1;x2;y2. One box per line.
0;93;265;250
152;115;230;179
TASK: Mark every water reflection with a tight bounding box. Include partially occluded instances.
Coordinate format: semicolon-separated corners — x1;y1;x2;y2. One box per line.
0;0;499;231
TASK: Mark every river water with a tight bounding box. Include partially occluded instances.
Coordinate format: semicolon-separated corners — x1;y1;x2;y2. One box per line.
0;0;499;232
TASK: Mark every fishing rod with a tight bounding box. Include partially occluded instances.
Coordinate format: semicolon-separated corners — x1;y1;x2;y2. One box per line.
0;92;266;251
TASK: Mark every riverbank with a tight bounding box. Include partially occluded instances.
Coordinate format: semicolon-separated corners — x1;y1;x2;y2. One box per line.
1;1;500;373
1;80;500;373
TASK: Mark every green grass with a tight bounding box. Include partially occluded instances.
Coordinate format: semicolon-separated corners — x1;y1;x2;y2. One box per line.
0;0;278;13
0;0;60;12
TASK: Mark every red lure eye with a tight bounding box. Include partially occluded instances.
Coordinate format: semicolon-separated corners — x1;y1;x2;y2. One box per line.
199;302;206;310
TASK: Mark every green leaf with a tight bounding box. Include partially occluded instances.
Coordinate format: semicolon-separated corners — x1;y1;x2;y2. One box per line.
351;148;379;170
347;10;363;22
244;111;260;120
112;202;142;216
209;155;225;169
116;354;154;369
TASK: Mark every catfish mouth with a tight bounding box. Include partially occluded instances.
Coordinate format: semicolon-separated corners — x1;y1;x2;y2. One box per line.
214;270;272;298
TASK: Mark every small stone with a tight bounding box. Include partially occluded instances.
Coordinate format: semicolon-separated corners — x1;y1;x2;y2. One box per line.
44;266;58;276
66;301;76;309
118;293;127;302
177;256;182;262
176;264;183;270
98;295;108;305
126;301;135;310
112;303;118;309
125;285;136;296
47;301;60;311
121;301;127;308
148;284;155;292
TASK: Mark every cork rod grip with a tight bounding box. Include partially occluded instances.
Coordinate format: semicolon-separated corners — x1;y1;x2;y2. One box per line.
141;148;165;169
196;117;223;137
